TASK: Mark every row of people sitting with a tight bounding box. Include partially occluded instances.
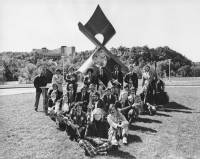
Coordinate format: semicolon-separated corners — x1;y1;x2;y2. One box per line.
46;79;160;156
47;79;158;117
49;64;167;109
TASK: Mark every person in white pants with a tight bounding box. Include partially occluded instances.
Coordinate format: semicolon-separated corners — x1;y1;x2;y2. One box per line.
107;103;129;145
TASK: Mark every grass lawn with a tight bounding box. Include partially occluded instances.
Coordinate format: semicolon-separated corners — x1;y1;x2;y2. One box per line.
1;87;200;159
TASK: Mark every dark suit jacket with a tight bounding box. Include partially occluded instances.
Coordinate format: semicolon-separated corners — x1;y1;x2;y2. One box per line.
48;89;63;100
34;75;48;92
97;70;109;87
112;71;123;87
124;72;138;89
84;76;99;87
102;94;116;113
65;74;78;92
67;91;76;104
95;99;105;110
75;92;90;104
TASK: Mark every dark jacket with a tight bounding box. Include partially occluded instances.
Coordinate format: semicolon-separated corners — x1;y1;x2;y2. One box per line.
102;94;116;113
97;69;109;87
75;92;90;112
75;92;90;103
124;72;138;89
33;75;48;92
65;73;78;92
156;79;165;93
112;70;123;87
95;99;105;110
84;75;99;87
48;89;63;101
67;91;76;104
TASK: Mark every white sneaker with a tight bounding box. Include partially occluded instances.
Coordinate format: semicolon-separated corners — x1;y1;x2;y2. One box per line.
122;137;128;145
111;138;119;146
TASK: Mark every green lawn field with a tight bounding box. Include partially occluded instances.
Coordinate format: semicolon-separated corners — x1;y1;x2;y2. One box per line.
1;87;200;159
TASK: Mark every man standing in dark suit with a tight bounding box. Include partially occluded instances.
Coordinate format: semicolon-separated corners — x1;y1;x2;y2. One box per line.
124;64;138;93
97;66;109;88
75;86;90;112
112;65;124;88
33;68;48;112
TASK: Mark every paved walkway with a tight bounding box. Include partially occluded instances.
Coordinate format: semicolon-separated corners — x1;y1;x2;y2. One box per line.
0;78;200;96
0;84;33;89
1;85;200;96
0;88;35;96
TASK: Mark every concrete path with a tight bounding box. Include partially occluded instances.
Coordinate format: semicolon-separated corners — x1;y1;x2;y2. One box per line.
0;88;35;96
1;85;200;96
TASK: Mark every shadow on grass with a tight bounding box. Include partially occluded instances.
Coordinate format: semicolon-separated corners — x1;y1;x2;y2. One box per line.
137;117;162;124
158;102;193;114
108;149;136;159
156;112;172;117
129;124;157;133
161;109;193;113
128;134;142;144
164;102;192;110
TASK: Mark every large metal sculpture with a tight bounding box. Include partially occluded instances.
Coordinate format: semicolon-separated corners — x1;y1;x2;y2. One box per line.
77;5;128;75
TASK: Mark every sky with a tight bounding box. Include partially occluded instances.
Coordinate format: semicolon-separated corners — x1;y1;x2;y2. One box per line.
0;0;200;62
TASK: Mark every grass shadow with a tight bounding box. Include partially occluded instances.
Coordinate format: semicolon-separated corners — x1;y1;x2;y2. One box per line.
160;109;193;113
137;117;162;124
158;102;193;114
164;102;192;110
129;124;157;133
108;149;136;159
155;112;172;117
128;134;142;144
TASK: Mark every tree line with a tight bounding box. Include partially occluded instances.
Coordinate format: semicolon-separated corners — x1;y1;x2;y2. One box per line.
1;46;200;82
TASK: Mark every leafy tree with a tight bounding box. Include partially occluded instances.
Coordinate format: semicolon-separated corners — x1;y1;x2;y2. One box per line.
191;66;200;77
0;45;196;82
20;63;37;82
177;65;191;77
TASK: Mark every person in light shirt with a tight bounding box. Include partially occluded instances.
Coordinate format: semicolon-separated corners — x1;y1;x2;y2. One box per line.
141;65;157;104
52;69;63;92
142;65;151;88
107;103;129;145
119;84;129;107
120;87;143;123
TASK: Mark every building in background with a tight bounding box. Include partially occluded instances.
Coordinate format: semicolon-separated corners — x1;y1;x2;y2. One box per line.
32;46;76;60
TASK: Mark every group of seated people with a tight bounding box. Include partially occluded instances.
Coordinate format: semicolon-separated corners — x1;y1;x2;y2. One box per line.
46;64;168;157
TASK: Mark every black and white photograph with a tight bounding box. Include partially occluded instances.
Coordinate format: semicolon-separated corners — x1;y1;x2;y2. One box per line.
0;0;200;158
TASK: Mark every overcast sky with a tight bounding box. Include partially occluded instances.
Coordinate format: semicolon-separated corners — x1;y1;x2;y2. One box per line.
0;0;200;62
